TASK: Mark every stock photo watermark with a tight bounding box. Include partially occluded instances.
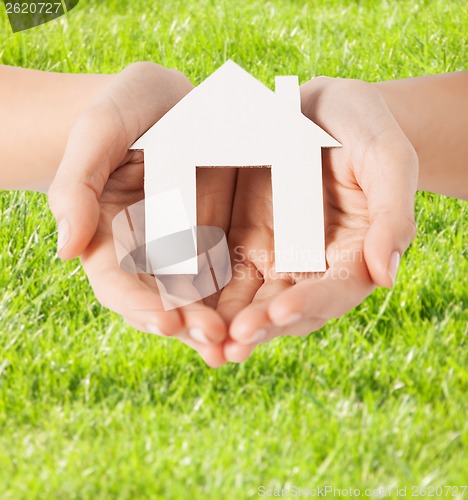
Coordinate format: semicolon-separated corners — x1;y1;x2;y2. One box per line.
257;484;467;497
232;245;364;282
2;0;79;32
111;195;364;312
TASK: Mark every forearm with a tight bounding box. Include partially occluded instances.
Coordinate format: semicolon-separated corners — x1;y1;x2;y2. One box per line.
0;65;113;192
374;71;468;200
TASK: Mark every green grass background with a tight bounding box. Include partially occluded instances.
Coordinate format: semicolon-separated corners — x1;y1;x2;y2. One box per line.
0;0;467;497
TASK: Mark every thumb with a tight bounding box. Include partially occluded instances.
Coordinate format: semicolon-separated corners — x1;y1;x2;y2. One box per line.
361;142;419;288
48;106;128;260
300;76;419;288
48;63;193;261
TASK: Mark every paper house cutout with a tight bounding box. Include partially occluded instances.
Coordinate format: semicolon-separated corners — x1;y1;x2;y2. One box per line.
130;60;340;275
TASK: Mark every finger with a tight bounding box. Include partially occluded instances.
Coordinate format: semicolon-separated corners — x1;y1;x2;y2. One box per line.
48;107;128;260
216;240;265;363
196;168;237;233
223;339;257;363
224;311;327;364
152;272;228;345
178;330;228;368
360;140;418;288
302;78;418;288
193;168;237;310
227;301;328;362
224;278;286;363
179;299;229;345
81;236;183;336
267;255;375;327
125;317;175;338
216;261;263;325
225;312;324;364
181;338;227;367
275;318;328;338
229;278;291;345
216;167;275;325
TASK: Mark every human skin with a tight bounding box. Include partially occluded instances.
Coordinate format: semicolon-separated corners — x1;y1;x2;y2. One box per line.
0;65;113;192
375;72;468;200
0;63;232;367
224;73;468;362
0;65;466;366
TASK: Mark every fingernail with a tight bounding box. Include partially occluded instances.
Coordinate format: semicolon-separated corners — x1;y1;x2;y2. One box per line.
275;312;302;327
189;327;210;344
243;327;268;345
57;219;70;253
388;251;400;286
146;324;166;336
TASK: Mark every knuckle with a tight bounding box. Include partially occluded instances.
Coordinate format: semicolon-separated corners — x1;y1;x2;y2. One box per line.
312;75;334;84
125;61;157;75
125;62;192;89
328;77;373;96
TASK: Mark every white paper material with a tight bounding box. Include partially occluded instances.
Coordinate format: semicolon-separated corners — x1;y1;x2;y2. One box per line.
130;60;340;274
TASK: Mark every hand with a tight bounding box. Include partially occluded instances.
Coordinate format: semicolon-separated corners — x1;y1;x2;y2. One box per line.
217;77;418;362
48;62;236;367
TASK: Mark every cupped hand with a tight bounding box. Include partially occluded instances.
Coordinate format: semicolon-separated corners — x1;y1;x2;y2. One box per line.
48;69;418;368
48;62;237;367
218;77;419;363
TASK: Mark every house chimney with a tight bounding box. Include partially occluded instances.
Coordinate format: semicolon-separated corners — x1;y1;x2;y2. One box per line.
275;76;300;113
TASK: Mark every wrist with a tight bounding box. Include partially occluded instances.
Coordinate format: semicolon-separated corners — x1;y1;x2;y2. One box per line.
0;66;115;192
372;80;425;191
38;72;116;192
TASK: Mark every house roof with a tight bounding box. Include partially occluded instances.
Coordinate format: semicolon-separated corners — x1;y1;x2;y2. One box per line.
131;60;340;149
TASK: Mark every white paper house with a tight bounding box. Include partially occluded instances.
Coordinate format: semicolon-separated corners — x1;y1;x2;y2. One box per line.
130;60;340;275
